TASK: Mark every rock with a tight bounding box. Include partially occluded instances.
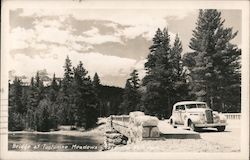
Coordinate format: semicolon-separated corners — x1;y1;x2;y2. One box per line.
105;133;123;139
129;111;145;118
134;115;159;126
150;126;160;138
142;127;150;138
106;137;123;145
105;129;118;134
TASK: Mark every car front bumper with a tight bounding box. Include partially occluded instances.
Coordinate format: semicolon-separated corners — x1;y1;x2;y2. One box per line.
195;123;227;128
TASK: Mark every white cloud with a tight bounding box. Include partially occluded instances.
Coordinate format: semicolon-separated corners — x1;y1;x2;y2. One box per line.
9;47;139;87
10;27;35;49
20;9;195;41
33;18;63;28
80;27;122;44
79;52;136;77
10;9;196;87
10;21;93;52
11;9;191;52
69;9;194;40
30;42;48;50
35;25;70;44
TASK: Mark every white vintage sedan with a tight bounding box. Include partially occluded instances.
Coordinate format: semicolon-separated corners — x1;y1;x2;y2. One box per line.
169;101;227;132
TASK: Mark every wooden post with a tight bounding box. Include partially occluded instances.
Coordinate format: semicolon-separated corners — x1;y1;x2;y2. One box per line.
111;115;113;128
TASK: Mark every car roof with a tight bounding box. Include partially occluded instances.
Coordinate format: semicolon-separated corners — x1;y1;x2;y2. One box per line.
174;101;207;106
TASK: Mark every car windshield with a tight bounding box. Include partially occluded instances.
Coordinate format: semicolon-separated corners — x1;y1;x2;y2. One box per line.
186;103;207;109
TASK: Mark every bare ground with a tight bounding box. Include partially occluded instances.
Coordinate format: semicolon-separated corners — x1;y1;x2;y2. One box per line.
110;120;240;152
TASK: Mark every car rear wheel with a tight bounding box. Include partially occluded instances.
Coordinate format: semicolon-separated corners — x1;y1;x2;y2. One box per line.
216;126;226;132
170;119;177;128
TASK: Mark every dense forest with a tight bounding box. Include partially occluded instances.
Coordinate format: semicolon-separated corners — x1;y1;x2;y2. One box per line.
9;9;241;131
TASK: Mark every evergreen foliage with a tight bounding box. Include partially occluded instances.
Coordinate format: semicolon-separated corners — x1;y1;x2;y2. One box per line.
120;70;141;114
142;28;190;118
58;55;74;125
72;61;98;128
49;73;59;102
183;9;241;112
93;72;101;88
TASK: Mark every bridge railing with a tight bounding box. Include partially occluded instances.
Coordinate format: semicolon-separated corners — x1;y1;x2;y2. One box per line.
223;113;241;120
111;115;130;129
112;115;130;123
109;112;160;143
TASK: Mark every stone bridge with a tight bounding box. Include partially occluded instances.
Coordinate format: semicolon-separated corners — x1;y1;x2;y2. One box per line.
108;111;160;143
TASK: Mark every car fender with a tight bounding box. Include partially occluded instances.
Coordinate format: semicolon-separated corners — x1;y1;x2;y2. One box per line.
184;118;190;127
169;116;175;125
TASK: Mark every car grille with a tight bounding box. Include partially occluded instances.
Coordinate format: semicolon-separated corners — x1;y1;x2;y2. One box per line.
205;110;213;123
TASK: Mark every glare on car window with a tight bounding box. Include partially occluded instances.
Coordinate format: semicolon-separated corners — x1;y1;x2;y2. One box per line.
197;104;207;108
186;104;207;109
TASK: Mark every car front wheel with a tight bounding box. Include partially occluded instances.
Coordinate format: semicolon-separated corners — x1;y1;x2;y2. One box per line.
216;126;226;132
189;121;197;132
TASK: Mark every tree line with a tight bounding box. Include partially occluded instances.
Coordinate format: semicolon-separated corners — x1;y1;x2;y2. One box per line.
118;9;241;118
9;9;241;131
9;57;108;131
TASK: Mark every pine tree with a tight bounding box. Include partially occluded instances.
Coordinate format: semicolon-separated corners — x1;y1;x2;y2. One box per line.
93;72;101;88
183;9;241;111
120;70;141;114
72;61;98;128
92;72;102;117
129;70;140;89
142;28;188;118
50;73;59;102
142;28;170;118
143;28;164;85
171;34;183;79
171;34;191;101
26;73;44;130
119;79;134;114
8;77;26;131
58;56;74;125
62;55;74;91
35;71;44;101
11;77;24;113
36;98;51;132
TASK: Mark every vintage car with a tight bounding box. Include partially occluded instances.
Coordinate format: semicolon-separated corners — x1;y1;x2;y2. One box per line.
169;101;227;132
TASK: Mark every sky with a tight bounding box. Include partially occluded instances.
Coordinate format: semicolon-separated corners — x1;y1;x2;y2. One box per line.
9;9;242;87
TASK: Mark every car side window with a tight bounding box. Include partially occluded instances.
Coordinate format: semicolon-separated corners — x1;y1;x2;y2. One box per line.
176;105;185;111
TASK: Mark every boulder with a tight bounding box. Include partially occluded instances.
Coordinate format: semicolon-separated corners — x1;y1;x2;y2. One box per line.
129;111;145;118
134;115;159;127
106;137;123;145
150;126;160;138
142;127;150;138
105;133;123;139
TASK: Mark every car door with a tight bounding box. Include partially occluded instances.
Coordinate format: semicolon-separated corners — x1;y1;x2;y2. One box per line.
173;105;180;124
178;105;186;125
175;105;182;124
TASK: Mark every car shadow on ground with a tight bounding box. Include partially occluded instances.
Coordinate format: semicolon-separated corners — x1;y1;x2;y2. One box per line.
195;128;231;133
